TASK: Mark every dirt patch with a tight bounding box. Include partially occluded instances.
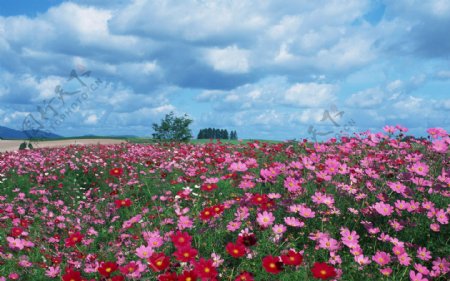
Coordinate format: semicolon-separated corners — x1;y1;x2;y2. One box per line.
0;139;126;153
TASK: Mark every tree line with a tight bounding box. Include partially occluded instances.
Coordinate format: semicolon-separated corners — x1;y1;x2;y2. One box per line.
197;128;238;140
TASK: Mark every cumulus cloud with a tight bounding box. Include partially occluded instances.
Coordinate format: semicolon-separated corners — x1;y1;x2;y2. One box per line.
0;0;449;139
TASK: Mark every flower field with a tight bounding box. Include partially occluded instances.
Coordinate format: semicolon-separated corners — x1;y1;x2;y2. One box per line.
0;127;449;281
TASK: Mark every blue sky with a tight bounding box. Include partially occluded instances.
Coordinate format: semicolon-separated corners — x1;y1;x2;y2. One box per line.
0;0;449;140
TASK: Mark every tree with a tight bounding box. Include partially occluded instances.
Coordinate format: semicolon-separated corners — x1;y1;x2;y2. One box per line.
152;112;193;142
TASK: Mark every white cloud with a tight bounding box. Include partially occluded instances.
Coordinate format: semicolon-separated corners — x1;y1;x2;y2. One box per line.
347;87;385;108
205;45;250;74
284;83;337;107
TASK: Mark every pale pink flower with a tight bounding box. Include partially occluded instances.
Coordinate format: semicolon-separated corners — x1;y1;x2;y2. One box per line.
147;236;164;248
45;266;60;278
298;205;315;218
178;215;193;230
319;237;340;252
229;162;248;172
135;245;153;259
373;202;394;216
272;224;287;235
256;211;275;228
7;237;24;250
284;217;304;227
355;255;371;266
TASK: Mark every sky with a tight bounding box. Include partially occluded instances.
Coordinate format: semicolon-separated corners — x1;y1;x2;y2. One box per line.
0;0;449;140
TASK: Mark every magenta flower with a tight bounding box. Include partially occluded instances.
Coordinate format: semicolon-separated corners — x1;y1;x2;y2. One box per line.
372;251;391;266
417;247;432;261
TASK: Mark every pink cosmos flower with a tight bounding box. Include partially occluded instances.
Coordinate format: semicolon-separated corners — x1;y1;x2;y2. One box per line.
45;266;60;278
298;205;315;218
430;223;440;232
7;237;24;250
409;270;428;281
256;211;275;228
432;257;449;274
380;267;392;276
355;255;371;266
373;202;394;216
427;127;447;139
227;221;242;232
372;251;391;266
135;245;153;259
238;180;255;190
392;245;405;256
388;181;406;194
178;215;193;230
395;200;410;210
410;162;429;177
284;217;304;227
272;224;287;235
398;252;412;266
340;228;360;248
147;236;164;248
414;263;430;275
436;209;449;224
417;247;432;261
229;162;248;172
284;177;301;192
319;237;340;252
432;139;448;153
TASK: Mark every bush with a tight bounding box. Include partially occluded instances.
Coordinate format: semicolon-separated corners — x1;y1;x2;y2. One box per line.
19;142;27;150
152;112;193;142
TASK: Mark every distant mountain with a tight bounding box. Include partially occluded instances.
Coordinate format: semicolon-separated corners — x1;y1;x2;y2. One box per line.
0;125;63;139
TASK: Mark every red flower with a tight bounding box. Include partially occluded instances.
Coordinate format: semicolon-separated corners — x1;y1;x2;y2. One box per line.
212;204;225;215
109;167;123;177
194;258;217;279
158;272;178;281
114;198;132;208
251;194;268;205
173;247;198;262
226;242;247;258
311;262;337;280
10;227;23;237
281;250;303;266
262;256;283;274
171;231;192;248
111;276;125;281
148;252;170;272
62;268;82;281
201;183;218;192
178;270;198;281
98;261;118;278
119;262;139;275
237;234;257;247
235;271;254;281
199;207;214;221
65;232;84;247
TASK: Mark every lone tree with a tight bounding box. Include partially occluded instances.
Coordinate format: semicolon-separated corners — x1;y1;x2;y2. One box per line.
152;112;193;142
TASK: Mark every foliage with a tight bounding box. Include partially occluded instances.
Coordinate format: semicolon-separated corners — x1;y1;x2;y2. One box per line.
152;112;193;142
197;128;230;140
